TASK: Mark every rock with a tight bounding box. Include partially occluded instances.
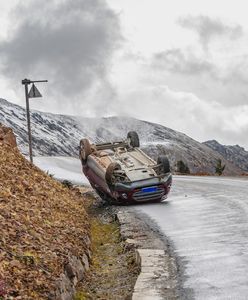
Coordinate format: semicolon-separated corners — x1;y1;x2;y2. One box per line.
0;124;17;147
55;273;74;300
56;253;90;300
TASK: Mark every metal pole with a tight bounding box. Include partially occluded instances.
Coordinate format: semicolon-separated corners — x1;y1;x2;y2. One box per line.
22;78;47;164
24;82;33;163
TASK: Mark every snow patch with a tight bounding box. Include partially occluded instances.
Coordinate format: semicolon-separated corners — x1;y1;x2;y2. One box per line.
34;156;89;185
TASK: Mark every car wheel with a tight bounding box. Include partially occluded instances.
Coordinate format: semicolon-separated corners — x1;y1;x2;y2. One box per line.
157;155;170;174
79;138;92;164
105;162;121;185
127;131;140;148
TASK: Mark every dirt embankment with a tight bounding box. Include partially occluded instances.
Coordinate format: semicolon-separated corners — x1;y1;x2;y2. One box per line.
0;124;91;299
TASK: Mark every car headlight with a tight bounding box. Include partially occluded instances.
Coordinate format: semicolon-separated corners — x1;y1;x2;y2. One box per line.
121;193;128;199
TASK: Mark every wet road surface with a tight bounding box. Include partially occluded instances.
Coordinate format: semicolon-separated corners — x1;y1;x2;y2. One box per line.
136;176;248;300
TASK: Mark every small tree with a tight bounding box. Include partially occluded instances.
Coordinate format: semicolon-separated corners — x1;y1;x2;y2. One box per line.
46;171;54;178
215;159;225;176
176;160;190;174
61;180;73;189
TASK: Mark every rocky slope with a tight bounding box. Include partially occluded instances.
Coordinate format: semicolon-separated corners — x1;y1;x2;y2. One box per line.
203;140;248;173
0;98;243;175
0;123;90;299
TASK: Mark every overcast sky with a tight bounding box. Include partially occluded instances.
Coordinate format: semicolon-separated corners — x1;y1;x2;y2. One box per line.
0;0;248;148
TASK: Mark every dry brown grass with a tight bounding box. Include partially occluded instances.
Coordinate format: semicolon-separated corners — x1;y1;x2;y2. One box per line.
0;141;90;299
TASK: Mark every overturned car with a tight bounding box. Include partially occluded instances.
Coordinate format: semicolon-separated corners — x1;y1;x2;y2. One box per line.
79;131;172;204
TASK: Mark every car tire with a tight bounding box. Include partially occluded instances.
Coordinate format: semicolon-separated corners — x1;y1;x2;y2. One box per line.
157;155;170;174
127;131;140;148
79;138;92;164
105;162;121;185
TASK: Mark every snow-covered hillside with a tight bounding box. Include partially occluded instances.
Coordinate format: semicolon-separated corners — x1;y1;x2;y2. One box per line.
0;98;242;175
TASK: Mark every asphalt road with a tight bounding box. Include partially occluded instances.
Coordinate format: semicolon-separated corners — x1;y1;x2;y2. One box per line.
136;176;248;300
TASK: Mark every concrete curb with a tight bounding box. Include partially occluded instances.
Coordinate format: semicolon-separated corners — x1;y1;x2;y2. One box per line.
116;210;178;300
133;249;168;300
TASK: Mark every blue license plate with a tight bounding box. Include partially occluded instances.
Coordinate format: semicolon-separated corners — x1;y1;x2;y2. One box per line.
142;186;157;193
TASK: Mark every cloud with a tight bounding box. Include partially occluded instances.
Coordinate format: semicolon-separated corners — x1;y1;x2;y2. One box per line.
150;49;248;107
109;85;248;148
152;48;215;75
177;15;243;50
0;0;122;114
150;43;248;107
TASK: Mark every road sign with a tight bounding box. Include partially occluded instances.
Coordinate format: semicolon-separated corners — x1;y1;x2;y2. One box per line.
28;83;42;98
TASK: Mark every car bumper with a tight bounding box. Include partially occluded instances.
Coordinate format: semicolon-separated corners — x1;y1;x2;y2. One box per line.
112;174;172;203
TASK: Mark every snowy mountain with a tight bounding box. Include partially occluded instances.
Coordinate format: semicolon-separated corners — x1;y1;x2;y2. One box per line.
0;98;243;175
203;140;248;172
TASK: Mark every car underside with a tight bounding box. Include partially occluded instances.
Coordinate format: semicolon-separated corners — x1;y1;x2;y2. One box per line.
79;131;172;204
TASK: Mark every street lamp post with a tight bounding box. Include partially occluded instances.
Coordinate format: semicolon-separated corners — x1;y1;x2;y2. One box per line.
21;78;48;163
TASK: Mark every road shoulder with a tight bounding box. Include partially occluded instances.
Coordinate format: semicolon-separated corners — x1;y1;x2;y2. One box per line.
117;209;179;299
